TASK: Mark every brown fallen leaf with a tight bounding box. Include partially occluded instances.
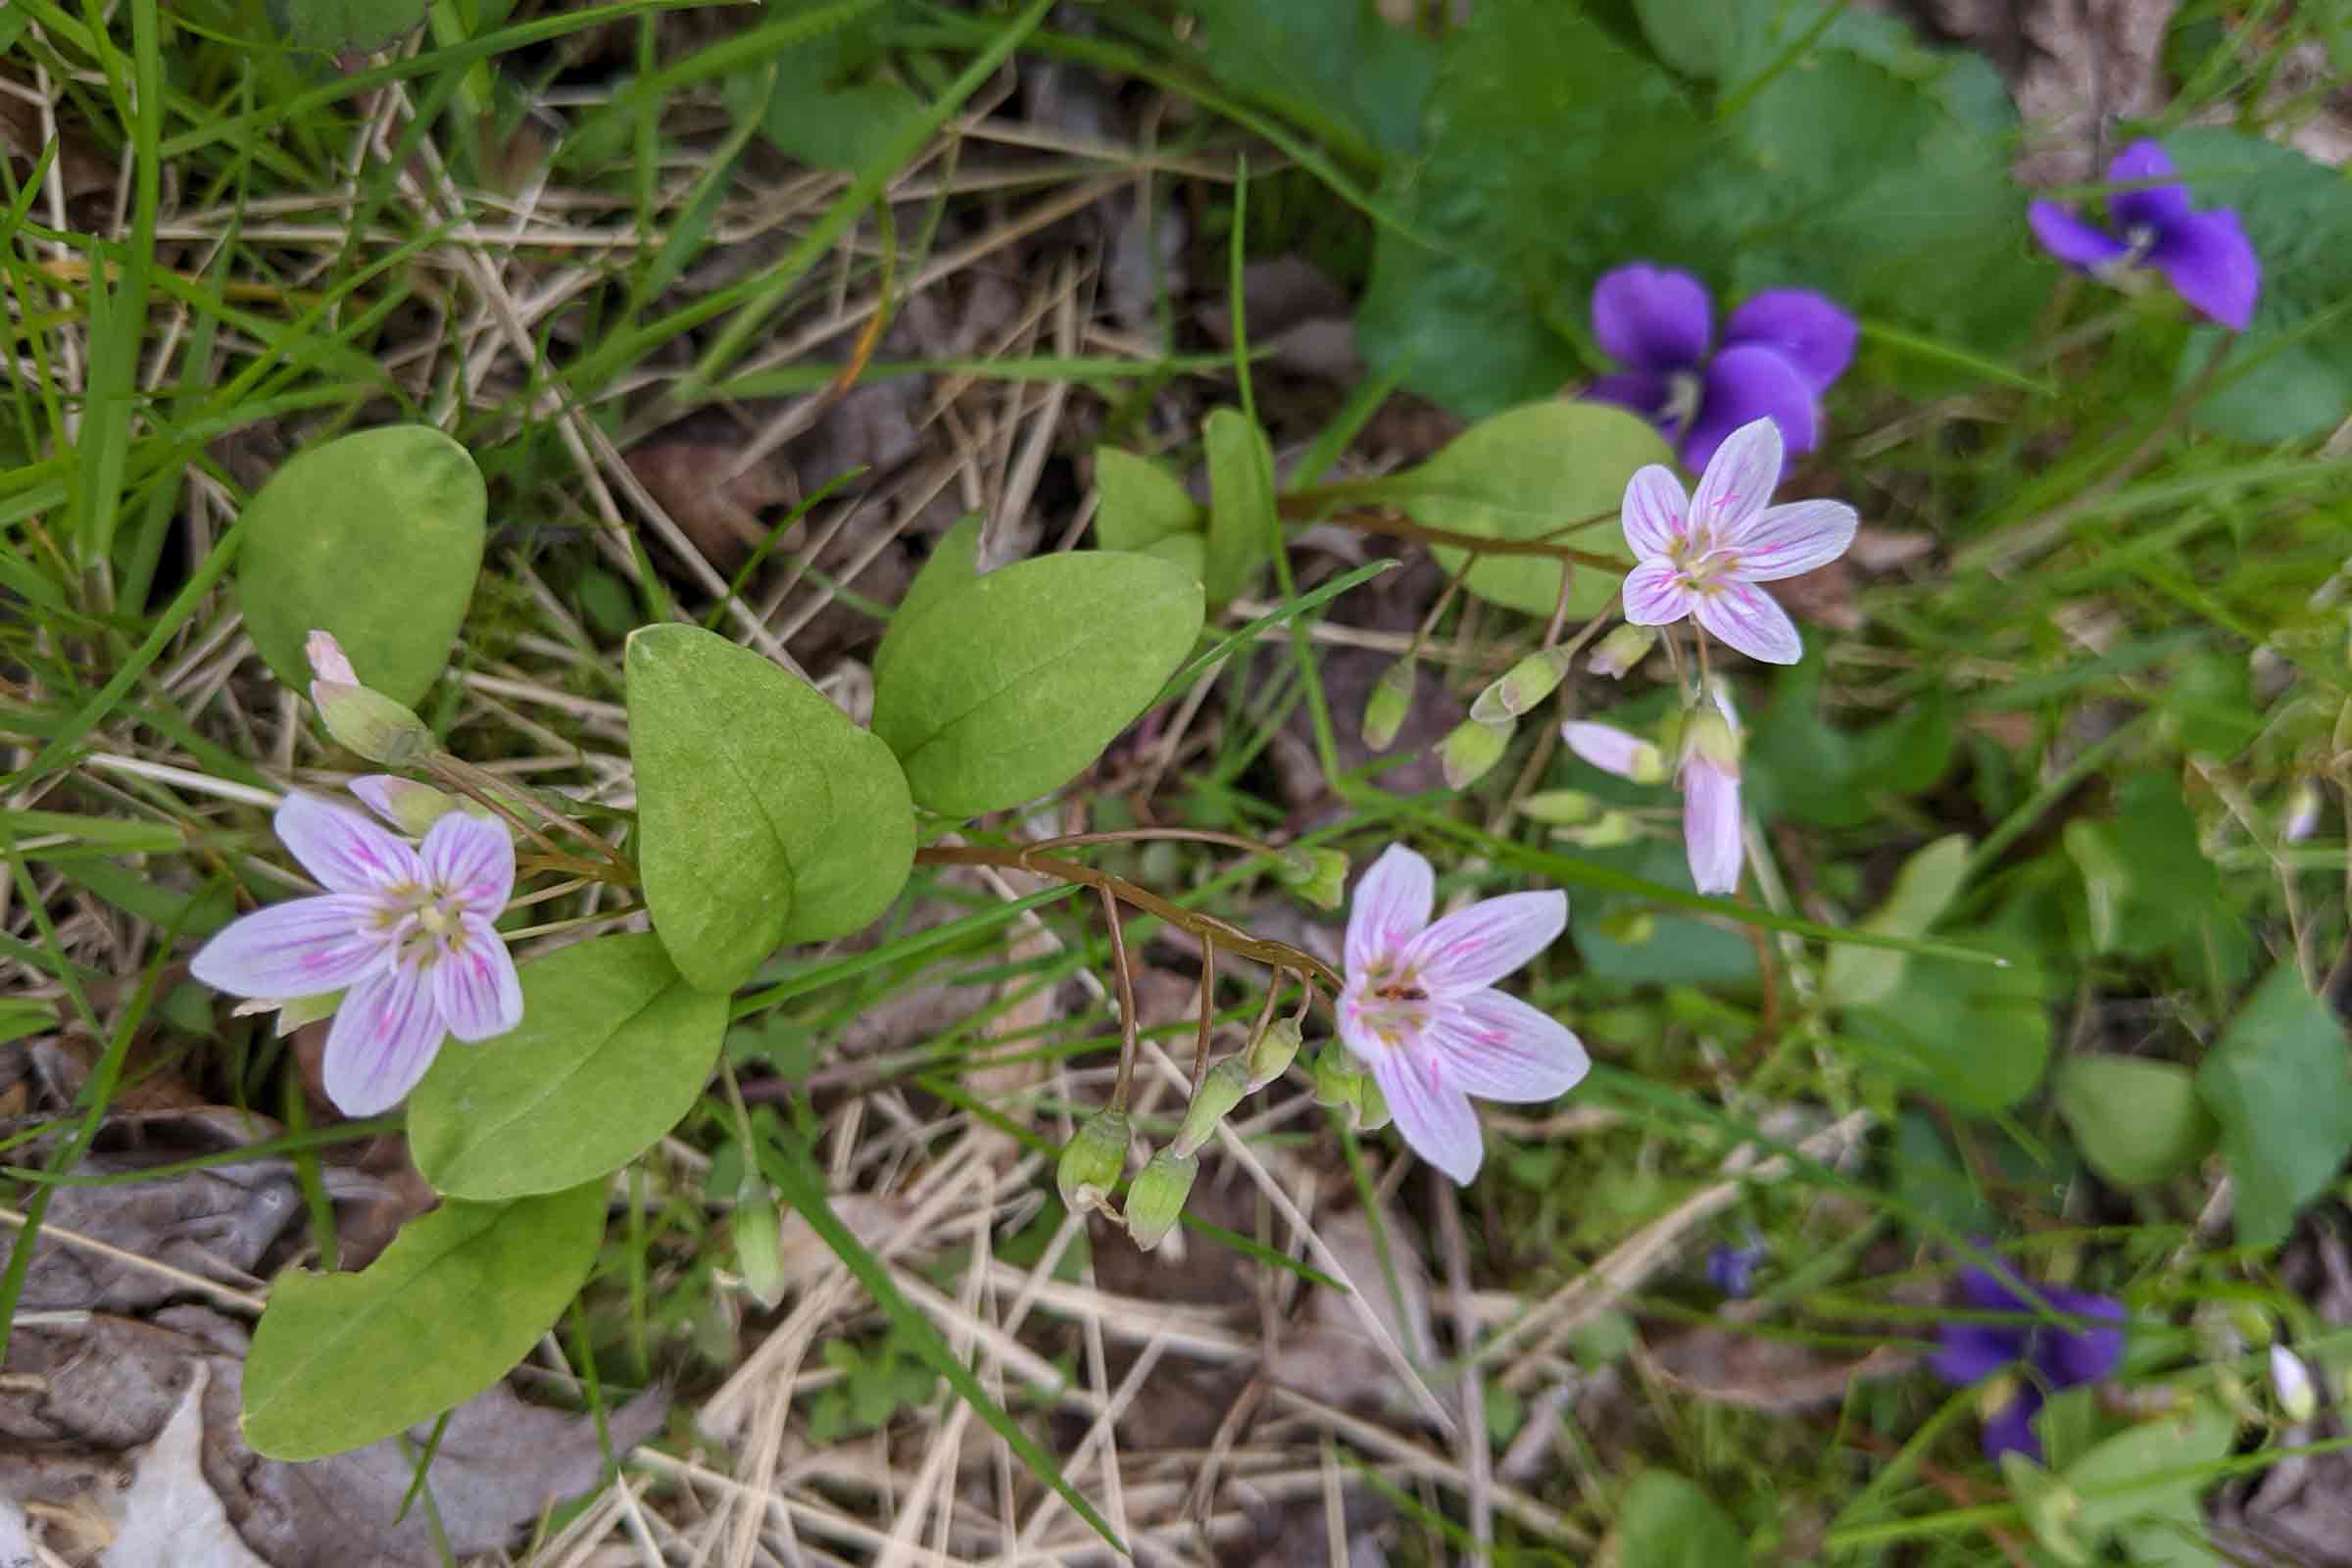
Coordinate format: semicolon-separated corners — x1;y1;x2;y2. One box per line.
1642;1322;1917;1412
105;1361;269;1568
623;437;800;567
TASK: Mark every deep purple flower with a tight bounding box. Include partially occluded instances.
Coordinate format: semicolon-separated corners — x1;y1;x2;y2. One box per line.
1583;264;1857;470
1929;1259;2127;1463
2028;140;2260;330
1708;1243;1765;1298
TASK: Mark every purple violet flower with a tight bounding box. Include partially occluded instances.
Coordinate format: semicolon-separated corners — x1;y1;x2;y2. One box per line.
191;790;523;1116
1708;1243;1765;1298
1338;846;1591;1185
1584;264;1857;471
1928;1258;2127;1463
2027;140;2260;330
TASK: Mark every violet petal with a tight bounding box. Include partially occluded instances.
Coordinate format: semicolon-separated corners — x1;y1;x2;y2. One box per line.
1591;264;1712;372
2026;201;2131;272
2036;1289;2127;1388
1724;288;1858;393
2105;139;2190;233
2151;208;2261;330
1981;1387;2045;1464
1584;370;1678;426
1686;346;1817;471
1929;1322;2025;1387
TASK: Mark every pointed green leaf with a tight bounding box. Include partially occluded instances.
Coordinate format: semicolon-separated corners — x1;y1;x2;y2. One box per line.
410;934;725;1200
1202;408;1275;608
268;0;427;51
1842;934;2048;1112
2197;964;2352;1250
236;425;486;707
1824;834;1971;1006
1093;448;1200;553
1369;402;1670;616
870;550;1203;815
2062;1398;2234;1537
1614;1470;1749;1567
242;1182;603;1460
2055;1056;2217;1191
627;625;914;993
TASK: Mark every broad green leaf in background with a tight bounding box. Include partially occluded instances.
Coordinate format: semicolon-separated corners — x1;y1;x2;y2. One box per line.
236;425;486;707
869;549;1204;815
2197;963;2352;1250
1365;402;1669;616
2063;1398;2234;1540
1201;408;1276;608
242;1182;604;1459
2054;1056;2218;1190
2064;774;2221;959
1613;1470;1749;1567
753;3;920;172
1824;834;1971;1006
1185;0;1437;165
2161;129;2352;444
627;625;915;993
1841;934;2048;1112
1092;448;1202;561
410;934;726;1200
268;0;427;51
1746;659;1954;829
2001;1451;2093;1567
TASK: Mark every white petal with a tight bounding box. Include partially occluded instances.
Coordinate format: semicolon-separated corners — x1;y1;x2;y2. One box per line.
1346;844;1434;976
321;963;448;1116
1401;890;1566;993
1371;1051;1484;1185
1726;499;1857;582
1682;759;1745;895
420;810;515;915
1621;561;1694;626
1619;465;1689;560
274;793;420;894
1562;721;1651;782
1426;989;1591;1102
431;915;523;1041
1690;417;1783;536
1692;582;1802;664
189;895;390;999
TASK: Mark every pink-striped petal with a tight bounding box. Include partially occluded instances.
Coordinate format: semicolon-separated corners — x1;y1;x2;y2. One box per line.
1621;560;1694;626
431;915;522;1042
275;793;421;895
320;963;448;1115
1371;1051;1485;1185
1401;889;1566;994
1724;499;1857;581
420;810;514;916
1561;721;1651;781
346;775;407;828
1620;465;1689;560
1692;581;1802;664
306;629;359;686
190;894;392;999
1346;844;1434;974
1426;988;1590;1102
1681;758;1744;895
1689;416;1782;536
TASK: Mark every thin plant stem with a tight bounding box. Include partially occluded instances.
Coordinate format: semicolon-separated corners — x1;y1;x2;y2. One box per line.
1190;940;1217;1099
1102;884;1140;1112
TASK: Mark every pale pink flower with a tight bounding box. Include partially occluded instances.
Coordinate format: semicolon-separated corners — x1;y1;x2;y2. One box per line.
1618;417;1857;664
1563;686;1745;896
1338;846;1588;1184
306;628;359;690
191;791;521;1115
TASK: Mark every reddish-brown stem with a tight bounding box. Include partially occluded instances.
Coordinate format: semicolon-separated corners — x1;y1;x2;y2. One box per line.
1280;498;1625;570
1190;941;1217;1098
1102;883;1140;1113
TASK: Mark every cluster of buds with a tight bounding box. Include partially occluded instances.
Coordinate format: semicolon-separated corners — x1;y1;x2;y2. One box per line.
1054;1012;1306;1251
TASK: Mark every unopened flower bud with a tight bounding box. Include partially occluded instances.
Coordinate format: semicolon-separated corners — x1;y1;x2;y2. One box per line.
2283;781;2324;845
1173;1058;1250;1157
1354;1074;1392;1133
1470;646;1574;723
2273;1345;2318;1423
316;683;434;765
1274;846;1348;910
1056;1109;1130;1215
1519;789;1598;825
1362;659;1416;752
731;1181;788;1309
1557;808;1639;849
353;775;466;836
1682;706;1741;774
1246;1016;1303;1089
1588;624;1656;679
1440;716;1512;790
306;629;359;687
1311;1041;1370;1115
1123;1148;1198;1250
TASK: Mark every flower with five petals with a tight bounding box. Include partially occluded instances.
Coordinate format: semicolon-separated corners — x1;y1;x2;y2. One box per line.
2027;140;2260;330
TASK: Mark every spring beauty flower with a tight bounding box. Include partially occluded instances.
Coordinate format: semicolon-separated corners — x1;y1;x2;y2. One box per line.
1583;264;1857;470
191;790;522;1116
1564;683;1746;896
1338;846;1589;1185
2027;139;2259;329
1928;1257;2126;1462
1619;416;1857;665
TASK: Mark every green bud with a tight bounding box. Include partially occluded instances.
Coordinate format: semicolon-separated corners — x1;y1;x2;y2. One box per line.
1246;1016;1303;1089
731;1181;788;1309
1311;1041;1369;1113
368;776;466;836
1055;1109;1131;1215
1596;906;1656;945
1588;623;1657;679
1683;707;1740;773
1470;646;1574;723
1122;1148;1198;1251
2273;1346;2318;1423
275;990;343;1035
1556;808;1639;849
1440;715;1513;790
1518;788;1598;825
1354;1074;1392;1133
1361;659;1415;753
1173;1057;1251;1157
315;681;434;765
1274;846;1348;910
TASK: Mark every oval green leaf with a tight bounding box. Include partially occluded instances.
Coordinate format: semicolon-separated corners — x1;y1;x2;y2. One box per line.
1614;1470;1749;1568
409;933;725;1200
242;1181;604;1460
1092;448;1200;555
628;625;915;994
2054;1055;2217;1191
1373;401;1670;616
1824;834;1971;1007
1202;408;1275;608
237;425;486;707
870;550;1204;815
